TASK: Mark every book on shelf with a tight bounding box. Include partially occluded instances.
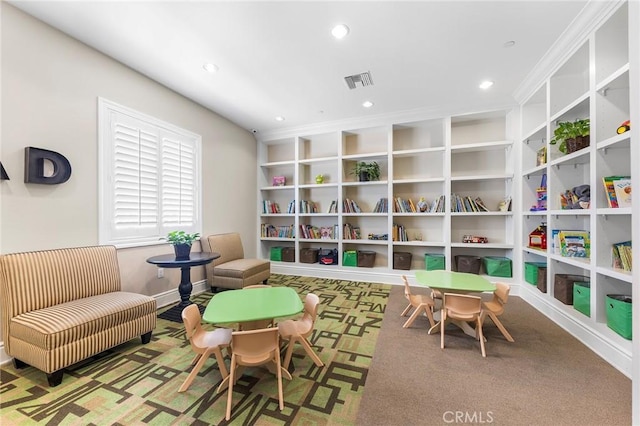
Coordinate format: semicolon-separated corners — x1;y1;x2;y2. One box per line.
613;178;632;207
612;240;632;272
602;176;630;208
558;230;590;258
373;198;388;213
320;226;333;239
474;197;490;212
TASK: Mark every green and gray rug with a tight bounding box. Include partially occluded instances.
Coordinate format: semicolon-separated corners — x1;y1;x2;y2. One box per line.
1;275;390;425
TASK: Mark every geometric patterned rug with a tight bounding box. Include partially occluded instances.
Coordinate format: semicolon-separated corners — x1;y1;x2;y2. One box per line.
0;274;391;425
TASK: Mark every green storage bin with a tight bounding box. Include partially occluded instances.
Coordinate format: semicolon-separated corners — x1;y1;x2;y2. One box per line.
425;253;445;270
483;256;512;278
606;295;632;340
343;250;357;267
573;282;590;317
270;246;283;261
524;262;546;285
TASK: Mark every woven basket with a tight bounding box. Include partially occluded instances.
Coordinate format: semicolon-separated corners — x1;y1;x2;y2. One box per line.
566;135;590;154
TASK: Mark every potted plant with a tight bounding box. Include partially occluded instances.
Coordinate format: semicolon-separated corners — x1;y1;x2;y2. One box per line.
550;118;590;154
164;230;200;259
351;161;381;182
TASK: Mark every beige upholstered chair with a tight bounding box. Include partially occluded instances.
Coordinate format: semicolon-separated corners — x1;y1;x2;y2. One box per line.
226;327;284;421
400;275;436;329
238;285;275;331
201;233;270;291
179;304;232;392
480;282;514;342
441;293;486;357
278;293;324;370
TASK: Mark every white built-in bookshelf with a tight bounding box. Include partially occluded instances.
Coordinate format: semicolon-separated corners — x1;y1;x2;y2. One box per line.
519;2;636;377
258;112;515;281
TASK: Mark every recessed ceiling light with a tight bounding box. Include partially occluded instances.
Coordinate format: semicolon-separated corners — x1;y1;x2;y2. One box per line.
331;24;350;39
479;80;494;90
275;116;285;122
362;101;374;108
203;63;219;73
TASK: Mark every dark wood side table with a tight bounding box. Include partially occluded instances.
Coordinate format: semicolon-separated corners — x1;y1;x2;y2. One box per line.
147;252;219;322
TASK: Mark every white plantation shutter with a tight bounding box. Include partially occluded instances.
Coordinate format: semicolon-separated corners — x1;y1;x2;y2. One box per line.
99;99;201;246
161;136;196;227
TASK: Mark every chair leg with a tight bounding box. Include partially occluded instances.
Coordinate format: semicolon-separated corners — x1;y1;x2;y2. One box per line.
477;318;486;357
179;350;211;392
402;305;423;328
300;337;324;367
400;303;412;317
440;312;446;349
213;347;229;378
275;349;284;411
282;336;296;370
225;355;237;421
423;304;436;328
488;312;515;342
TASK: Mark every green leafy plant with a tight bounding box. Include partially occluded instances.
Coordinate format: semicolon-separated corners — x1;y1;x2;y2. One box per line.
550;118;590;154
164;231;200;246
351;161;381;181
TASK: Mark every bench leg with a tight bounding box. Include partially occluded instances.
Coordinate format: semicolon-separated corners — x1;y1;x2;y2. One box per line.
141;331;152;344
47;370;64;387
13;358;29;369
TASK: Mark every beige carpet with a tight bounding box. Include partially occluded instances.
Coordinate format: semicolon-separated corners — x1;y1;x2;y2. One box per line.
357;285;631;426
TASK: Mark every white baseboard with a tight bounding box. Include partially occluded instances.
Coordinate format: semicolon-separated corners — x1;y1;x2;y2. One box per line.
0;279;209;367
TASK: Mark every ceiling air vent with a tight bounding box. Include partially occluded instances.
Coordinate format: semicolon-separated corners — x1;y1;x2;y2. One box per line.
344;71;374;89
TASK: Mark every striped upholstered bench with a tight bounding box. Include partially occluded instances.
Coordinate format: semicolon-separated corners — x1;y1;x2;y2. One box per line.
0;245;157;386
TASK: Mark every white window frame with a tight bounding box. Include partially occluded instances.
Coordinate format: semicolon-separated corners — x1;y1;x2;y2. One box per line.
98;98;202;247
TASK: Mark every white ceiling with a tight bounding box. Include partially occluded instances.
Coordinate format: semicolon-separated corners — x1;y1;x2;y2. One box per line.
10;1;591;136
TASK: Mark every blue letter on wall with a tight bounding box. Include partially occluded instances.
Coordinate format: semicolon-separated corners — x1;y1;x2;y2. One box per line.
24;147;72;184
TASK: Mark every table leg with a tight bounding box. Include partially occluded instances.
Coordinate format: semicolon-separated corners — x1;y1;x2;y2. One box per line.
428;310;486;341
178;266;193;308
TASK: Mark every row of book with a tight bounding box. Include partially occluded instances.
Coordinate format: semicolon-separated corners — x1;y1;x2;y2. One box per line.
343;223;362;240
261;224;294;238
262;200;281;214
299;200;319;213
612;240;632;272
326;200;339;213
343;198;362;213
393;197;418;213
373;198;389;213
451;194;491;213
299;224;339;239
602;176;632;208
392;223;410;242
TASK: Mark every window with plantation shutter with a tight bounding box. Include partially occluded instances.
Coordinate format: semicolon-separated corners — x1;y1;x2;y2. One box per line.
99;98;201;247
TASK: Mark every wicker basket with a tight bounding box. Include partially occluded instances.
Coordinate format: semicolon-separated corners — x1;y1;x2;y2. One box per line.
566;135;590;154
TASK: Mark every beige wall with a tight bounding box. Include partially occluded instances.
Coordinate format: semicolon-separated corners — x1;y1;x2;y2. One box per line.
0;3;258;314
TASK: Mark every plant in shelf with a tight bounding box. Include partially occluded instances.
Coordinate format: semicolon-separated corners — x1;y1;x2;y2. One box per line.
550;118;590;154
163;231;200;260
352;161;381;182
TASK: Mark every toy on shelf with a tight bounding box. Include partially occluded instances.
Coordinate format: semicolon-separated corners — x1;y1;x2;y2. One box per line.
617;120;630;135
529;222;547;250
530;173;547;211
560;184;590;210
462;235;488;244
